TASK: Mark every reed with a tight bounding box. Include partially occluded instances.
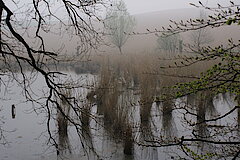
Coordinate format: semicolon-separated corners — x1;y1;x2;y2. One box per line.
92;51;221;157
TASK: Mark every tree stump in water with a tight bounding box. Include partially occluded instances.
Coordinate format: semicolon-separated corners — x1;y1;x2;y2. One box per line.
12;104;16;119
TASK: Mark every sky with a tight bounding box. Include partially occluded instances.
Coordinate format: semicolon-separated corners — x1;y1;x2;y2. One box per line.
4;0;240;15
4;0;240;19
123;0;240;14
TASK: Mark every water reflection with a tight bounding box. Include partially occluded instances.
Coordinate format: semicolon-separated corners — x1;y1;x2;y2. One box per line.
0;71;239;160
57;89;72;157
161;99;177;141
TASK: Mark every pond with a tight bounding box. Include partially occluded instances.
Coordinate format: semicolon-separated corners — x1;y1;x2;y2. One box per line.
0;71;239;160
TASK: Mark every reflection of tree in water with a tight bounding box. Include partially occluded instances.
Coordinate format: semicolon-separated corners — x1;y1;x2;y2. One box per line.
119;89;136;156
138;145;158;160
58;127;71;157
190;92;216;153
0;107;8;146
139;71;158;140
205;93;217;118
187;92;217;117
138;99;159;160
94;67;136;156
194;99;210;151
140;100;152;138
57;96;71;157
237;95;240;128
161;99;177;141
80;103;95;154
184;91;240;159
222;93;240;129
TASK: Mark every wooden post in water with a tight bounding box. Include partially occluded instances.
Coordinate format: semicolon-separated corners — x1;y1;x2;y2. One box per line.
11;104;16;119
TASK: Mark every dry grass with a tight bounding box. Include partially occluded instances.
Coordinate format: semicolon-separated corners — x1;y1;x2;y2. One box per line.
93;51;218;128
90;51;221;155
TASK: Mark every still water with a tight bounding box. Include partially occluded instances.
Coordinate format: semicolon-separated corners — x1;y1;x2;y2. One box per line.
0;72;238;160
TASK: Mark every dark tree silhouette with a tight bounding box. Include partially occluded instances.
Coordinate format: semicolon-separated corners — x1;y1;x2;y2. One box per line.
0;0;107;155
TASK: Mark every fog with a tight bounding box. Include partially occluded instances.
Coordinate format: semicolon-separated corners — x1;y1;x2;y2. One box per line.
124;0;240;14
1;0;240;160
5;0;240;16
